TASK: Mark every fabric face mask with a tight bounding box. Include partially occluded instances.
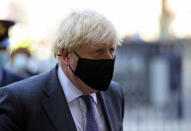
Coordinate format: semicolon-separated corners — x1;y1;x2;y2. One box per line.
69;51;115;91
0;50;9;69
12;53;29;71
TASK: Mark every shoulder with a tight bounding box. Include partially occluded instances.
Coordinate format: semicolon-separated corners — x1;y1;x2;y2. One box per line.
0;71;49;97
110;81;122;91
101;81;125;120
3;68;28;79
1;68;29;86
101;81;124;105
0;65;58;99
106;81;123;98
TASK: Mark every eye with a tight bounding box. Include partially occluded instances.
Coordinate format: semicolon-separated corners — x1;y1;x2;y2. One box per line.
95;49;104;54
109;48;115;54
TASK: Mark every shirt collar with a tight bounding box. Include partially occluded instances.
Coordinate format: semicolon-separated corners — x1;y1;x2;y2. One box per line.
57;66;97;104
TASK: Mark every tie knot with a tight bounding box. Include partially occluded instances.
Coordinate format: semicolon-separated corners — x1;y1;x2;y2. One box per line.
81;95;92;110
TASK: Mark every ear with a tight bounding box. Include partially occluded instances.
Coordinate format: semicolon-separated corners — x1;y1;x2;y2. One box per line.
61;48;70;66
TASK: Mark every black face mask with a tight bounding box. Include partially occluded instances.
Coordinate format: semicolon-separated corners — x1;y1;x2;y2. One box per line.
69;51;115;91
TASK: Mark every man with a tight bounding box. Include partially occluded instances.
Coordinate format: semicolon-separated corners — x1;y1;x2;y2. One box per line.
0;10;124;131
0;20;27;87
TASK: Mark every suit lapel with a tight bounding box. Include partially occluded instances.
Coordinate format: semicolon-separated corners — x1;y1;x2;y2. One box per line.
97;92;116;131
42;65;77;131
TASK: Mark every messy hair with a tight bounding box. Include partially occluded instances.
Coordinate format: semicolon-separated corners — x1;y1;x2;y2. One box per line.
52;9;121;59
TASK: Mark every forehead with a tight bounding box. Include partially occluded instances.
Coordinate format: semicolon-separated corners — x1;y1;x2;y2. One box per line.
79;42;116;50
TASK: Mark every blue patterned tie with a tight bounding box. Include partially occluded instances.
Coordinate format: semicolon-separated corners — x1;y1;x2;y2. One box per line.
82;95;99;131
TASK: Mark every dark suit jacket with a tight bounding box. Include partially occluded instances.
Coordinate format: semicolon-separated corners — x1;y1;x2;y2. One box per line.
0;65;124;131
0;68;28;87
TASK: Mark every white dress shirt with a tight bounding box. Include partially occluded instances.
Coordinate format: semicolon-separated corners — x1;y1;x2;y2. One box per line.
57;66;108;131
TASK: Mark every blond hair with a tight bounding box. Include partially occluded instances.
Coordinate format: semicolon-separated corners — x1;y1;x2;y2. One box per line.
52;9;121;59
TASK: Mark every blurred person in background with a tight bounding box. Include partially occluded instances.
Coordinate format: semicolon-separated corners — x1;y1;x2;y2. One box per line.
9;48;39;76
0;10;124;131
168;44;183;119
0;20;28;87
160;44;183;119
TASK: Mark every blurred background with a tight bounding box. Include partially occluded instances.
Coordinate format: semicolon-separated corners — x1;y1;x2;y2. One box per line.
1;0;191;130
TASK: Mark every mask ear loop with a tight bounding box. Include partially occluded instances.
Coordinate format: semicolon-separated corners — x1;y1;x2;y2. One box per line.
68;65;75;74
73;51;80;58
56;50;77;73
68;50;81;74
